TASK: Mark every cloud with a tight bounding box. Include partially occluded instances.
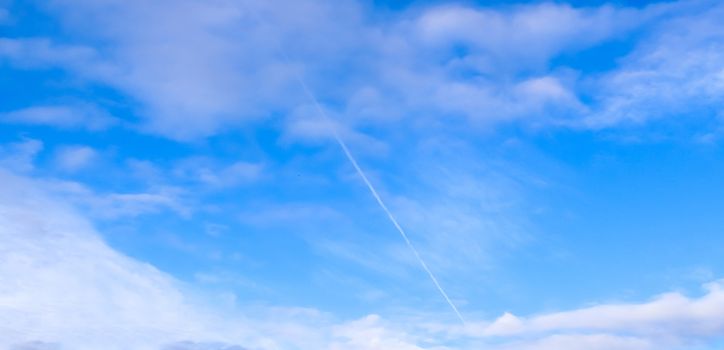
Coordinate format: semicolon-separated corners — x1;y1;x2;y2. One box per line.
36;177;189;219
161;342;246;350
0;0;654;140
0;138;43;172
281;104;389;155
53;145;97;171
2;170;724;350
0;171;211;350
414;3;641;71
582;1;724;128
10;342;62;350
28;0;315;139
172;157;263;189
328;315;430;350
0;104;117;130
482;282;724;338
0;37;100;70
495;334;652;350
3;0;723;141
0;170;430;349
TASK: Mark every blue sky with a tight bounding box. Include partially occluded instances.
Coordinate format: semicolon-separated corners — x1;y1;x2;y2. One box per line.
2;0;724;349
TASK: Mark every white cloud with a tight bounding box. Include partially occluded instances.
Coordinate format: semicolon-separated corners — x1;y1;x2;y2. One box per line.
0;138;43;172
0;0;654;140
580;1;724;128
172;157;263;189
161;343;246;350
0;170;432;349
2;0;723;140
2;171;724;349
495;334;653;350
39;178;189;219
0;37;100;70
1;104;117;130
481;282;724;338
31;0;321;139
0;171;211;350
414;3;641;71
53;145;97;171
281;104;389;155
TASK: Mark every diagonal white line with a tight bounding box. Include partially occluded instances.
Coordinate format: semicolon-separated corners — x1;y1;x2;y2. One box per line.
293;75;466;325
241;2;465;324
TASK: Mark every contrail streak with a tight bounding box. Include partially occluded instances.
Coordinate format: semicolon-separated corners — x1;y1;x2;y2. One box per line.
292;76;466;325
239;2;465;324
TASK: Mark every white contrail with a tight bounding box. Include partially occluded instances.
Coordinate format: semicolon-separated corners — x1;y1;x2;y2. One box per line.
239;1;465;324
292;76;466;325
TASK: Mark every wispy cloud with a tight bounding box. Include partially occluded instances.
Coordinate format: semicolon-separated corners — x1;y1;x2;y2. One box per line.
583;1;724;128
172;157;263;189
1;104;117;130
0;138;43;173
53;145;97;172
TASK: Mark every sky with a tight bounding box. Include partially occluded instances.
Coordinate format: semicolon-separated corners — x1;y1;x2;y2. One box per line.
1;0;724;349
